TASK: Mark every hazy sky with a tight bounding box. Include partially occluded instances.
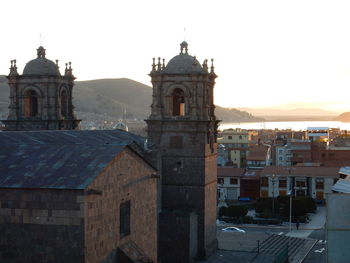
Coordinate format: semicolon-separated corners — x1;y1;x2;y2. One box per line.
1;0;350;112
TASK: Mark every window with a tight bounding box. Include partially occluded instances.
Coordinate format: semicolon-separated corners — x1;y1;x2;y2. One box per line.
217;178;224;184
316;179;324;190
316;191;324;200
172;88;185;116
279;190;286;196
120;201;131;238
261;190;268;198
60;89;68;117
24;90;38;117
239;135;242;140
296;180;306;187
279;178;287;188
228;136;232;140
170;136;183;149
230;178;238;185
261;177;268;187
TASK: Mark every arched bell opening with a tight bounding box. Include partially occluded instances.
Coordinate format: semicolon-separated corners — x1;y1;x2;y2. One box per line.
60;89;68;117
23;90;38;117
172;88;185;116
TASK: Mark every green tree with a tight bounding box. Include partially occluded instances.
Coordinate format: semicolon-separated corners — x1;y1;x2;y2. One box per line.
219;205;248;218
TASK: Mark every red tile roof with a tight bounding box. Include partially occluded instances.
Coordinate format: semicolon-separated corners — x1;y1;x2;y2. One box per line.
217;167;245;177
247;145;269;161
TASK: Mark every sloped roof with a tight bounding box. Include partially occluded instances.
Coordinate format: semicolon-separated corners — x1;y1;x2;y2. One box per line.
0;130;149;190
217;167;245;177
332;179;350;193
247;145;269;161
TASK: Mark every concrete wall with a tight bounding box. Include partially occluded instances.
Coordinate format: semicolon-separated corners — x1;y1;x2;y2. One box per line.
326;193;350;263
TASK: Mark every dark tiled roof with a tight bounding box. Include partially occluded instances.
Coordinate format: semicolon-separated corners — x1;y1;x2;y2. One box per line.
247;145;269;161
0;130;148;189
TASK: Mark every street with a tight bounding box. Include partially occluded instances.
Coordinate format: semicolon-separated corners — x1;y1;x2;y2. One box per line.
304;229;326;263
217;225;326;263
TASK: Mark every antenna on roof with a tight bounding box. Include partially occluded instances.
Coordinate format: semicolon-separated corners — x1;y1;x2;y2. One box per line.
184;27;186;41
39;33;43;46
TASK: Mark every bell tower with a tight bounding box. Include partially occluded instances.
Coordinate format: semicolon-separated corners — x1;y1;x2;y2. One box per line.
3;46;80;131
146;42;219;262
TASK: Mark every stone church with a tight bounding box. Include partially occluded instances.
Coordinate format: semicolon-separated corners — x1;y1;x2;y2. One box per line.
0;42;219;263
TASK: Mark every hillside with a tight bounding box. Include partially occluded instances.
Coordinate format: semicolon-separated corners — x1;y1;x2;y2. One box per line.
0;76;261;123
335;112;350;122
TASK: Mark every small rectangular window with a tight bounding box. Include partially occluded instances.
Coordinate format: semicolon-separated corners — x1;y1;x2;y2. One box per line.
261;177;268;186
261;190;268;198
316;179;324;189
228;136;232;140
279;190;286;196
217;178;224;184
279;179;287;188
230;178;238;185
120;201;131;238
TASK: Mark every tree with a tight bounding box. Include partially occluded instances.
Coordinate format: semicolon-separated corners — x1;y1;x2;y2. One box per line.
220;205;248;218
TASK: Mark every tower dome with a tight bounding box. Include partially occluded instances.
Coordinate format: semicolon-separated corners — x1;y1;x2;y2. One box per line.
113;120;128;132
163;42;203;74
23;46;61;76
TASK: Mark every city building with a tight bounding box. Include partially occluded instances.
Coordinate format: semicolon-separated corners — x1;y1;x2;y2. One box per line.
2;46;80;131
217;167;244;202
275;143;292;167
239;170;261;200
260;166;339;201
246;144;272;169
0;130;157;263
218;129;250;168
146;41;218;262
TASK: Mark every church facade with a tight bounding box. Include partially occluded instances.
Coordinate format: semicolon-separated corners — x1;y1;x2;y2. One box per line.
3;46;80;131
146;41;219;262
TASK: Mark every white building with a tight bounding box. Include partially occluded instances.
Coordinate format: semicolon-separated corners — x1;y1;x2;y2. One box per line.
260;166;339;200
217;167;244;201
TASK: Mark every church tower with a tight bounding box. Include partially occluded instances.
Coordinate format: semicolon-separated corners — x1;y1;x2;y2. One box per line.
146;42;219;262
3;46;80;131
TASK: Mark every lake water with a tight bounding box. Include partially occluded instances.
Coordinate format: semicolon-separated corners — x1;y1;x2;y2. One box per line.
220;121;350;131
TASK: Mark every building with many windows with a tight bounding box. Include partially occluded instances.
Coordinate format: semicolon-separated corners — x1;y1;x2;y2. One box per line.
260;166;339;201
218;129;250;168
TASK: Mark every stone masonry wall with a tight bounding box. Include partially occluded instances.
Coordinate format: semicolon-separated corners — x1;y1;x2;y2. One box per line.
84;148;158;263
0;188;85;263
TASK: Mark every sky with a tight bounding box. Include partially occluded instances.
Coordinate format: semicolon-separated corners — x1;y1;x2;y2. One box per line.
1;0;350;113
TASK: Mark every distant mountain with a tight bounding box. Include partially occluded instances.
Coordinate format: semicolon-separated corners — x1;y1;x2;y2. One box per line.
335;112;350;122
0;76;260;123
237;107;338;117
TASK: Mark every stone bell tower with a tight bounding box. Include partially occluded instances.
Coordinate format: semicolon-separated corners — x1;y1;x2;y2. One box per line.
146;41;219;262
3;46;80;131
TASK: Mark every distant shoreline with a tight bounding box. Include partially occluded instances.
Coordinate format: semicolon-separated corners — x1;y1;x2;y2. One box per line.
222;116;336;123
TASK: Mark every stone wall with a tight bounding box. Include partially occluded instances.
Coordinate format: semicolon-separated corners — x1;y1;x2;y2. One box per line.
0;188;84;263
84;148;158;263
